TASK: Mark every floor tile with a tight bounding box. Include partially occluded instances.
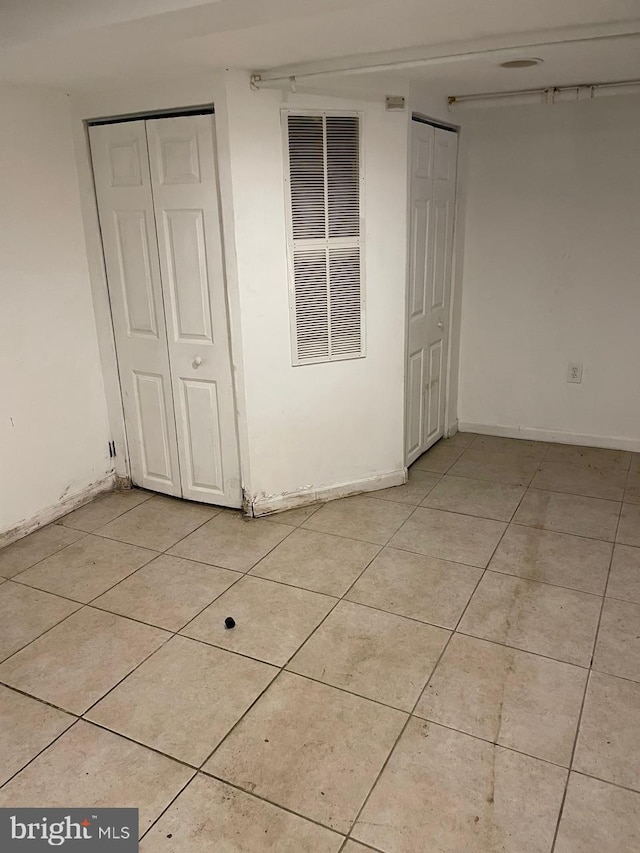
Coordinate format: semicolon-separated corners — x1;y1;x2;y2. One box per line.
390;507;506;568
415;633;586;765
16;535;158;603
288;600;449;710
421;475;525;521
471;435;548;459
574;671;640;791
92;554;239;631
544;443;631;472
412;443;464;473
169;512;294;571
263;504;322;526
140;774;344;852
448;449;540;486
341;843;373;853
87;636;276;766
346;547;482;628
352;718;566;853
373;469;441;505
617;503;640;546
181;576;334;666
607;544;640;604
60;489;151;532
530;461;627;501
97;494;217;551
459;572;601;666
205;672;406;834
250;529;379;597
438;431;478;449
632;454;640;474
0;721;192;834
593;598;640;682
0;525;84;578
0;582;80;662
554;772;640;853
0;607;169;714
0;685;74;785
625;470;640;505
513;489;620;541
489;525;612;594
302;496;413;545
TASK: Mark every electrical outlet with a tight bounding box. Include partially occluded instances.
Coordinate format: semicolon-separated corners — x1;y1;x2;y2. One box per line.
567;362;583;384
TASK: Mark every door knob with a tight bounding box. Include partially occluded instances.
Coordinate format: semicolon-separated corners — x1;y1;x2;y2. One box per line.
192;356;203;368
437;320;444;329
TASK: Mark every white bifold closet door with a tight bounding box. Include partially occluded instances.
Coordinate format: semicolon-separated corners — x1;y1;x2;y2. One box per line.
406;120;458;465
90;115;241;507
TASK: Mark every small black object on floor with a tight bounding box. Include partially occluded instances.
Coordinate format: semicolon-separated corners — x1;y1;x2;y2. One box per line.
224;616;236;629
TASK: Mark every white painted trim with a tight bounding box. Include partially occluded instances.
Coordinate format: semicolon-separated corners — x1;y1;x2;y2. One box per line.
71;116;130;480
0;474;116;548
251;468;407;517
445;419;459;438
458;421;640;453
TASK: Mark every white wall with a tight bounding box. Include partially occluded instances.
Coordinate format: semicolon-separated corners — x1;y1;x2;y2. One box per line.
458;94;640;450
0;85;112;538
223;73;409;511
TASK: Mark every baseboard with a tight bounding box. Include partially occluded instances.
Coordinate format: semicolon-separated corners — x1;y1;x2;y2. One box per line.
458;421;640;453
251;468;408;517
0;474;116;548
445;419;459;439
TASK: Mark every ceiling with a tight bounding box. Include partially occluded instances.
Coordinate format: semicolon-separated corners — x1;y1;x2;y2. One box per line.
0;0;639;95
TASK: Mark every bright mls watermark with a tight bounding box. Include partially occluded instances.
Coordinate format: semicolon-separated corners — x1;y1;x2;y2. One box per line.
0;809;138;850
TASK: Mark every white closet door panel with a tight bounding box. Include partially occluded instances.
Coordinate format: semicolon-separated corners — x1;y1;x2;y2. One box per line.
406;122;458;464
406;348;425;460
90;121;181;495
133;371;175;483
147;116;241;506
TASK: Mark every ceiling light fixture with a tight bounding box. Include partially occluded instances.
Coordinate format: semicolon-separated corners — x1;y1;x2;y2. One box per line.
500;58;543;68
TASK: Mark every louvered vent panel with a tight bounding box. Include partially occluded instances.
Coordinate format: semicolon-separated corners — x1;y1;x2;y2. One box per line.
288;115;326;240
326;116;360;238
286;111;364;365
329;246;361;355
293;249;330;361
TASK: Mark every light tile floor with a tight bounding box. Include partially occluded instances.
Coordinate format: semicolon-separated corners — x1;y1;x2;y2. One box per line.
1;435;640;851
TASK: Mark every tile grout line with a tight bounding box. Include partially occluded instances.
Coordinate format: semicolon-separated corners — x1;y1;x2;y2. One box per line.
73;508;318;731
0;717;85;793
340;457;531;844
0;504;306;694
0;454;628;669
548;472;626;853
0;585;86;668
4;483;613;726
54;488;155;533
3;488;156;579
1;531;91;580
4;488;216;586
1;441;638;841
340;444;560;843
192;525;393;768
137;521;392;842
7;530;615;611
341;515;496;843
